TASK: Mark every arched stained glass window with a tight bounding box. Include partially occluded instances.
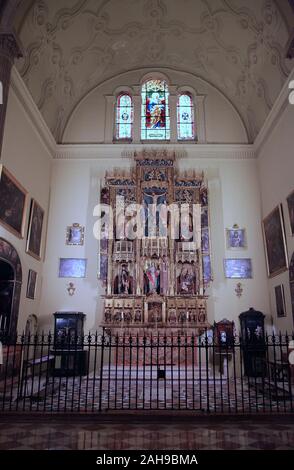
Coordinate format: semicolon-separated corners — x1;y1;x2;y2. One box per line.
115;94;133;140
177;93;195;140
141;79;170;140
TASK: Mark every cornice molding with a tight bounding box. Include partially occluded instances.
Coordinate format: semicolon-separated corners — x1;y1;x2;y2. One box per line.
254;66;294;157
10;66;56;157
55;143;255;161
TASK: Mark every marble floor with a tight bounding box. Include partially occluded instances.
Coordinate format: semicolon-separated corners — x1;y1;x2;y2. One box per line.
0;417;293;450
2;376;293;413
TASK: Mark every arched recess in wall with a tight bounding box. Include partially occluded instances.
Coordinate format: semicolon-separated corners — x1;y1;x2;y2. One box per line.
290;252;294;326
0;238;22;341
61;67;249;144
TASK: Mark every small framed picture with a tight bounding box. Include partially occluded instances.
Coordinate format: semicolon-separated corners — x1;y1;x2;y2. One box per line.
224;258;252;279
59;258;87;278
26;199;45;260
286;189;294;236
226;227;246;249
66;223;84;245
26;270;37;299
274;284;286;318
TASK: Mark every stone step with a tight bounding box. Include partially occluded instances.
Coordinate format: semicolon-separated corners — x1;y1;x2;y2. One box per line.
98;365;227;381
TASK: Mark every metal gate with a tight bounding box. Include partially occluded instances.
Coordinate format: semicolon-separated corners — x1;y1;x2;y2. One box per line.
0;330;293;413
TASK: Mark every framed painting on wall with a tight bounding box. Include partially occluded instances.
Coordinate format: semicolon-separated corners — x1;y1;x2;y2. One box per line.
26;199;45;260
274;284;286;318
66;223;84;245
286;189;294;236
226;226;246;249
0;165;28;238
59;258;87;278
26;270;37;300
262;205;288;277
224;258;252;279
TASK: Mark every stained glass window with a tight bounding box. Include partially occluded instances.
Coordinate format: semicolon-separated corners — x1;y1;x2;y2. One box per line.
141;80;170;140
177;93;195;140
116;94;133;140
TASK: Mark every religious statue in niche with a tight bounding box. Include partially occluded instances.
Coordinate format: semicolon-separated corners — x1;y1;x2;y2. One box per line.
113;263;133;295
168;309;177;324
134;310;142;323
160;256;169;295
144;261;160;295
148;302;163;322
180;210;194;241
177;263;196;295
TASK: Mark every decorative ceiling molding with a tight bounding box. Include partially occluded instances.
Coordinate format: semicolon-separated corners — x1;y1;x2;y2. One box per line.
54;143;255;161
14;0;292;143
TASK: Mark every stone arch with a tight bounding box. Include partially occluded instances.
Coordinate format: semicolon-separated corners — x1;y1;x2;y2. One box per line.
0;238;22;340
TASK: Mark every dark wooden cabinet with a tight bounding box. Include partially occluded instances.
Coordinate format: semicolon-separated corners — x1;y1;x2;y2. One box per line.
239;307;266;377
52;312;88;376
214;318;235;349
52;349;88;377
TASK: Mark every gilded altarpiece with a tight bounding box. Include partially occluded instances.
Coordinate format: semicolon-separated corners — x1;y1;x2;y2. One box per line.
98;150;211;364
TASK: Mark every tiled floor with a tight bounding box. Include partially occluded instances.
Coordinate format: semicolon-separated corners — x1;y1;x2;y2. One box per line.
2;376;293;413
0;418;293;450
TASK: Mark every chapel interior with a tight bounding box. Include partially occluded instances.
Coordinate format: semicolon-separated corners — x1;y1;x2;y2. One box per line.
0;0;294;451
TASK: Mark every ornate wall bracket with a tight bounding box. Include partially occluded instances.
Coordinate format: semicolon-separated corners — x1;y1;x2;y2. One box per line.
67;282;76;296
235;282;243;298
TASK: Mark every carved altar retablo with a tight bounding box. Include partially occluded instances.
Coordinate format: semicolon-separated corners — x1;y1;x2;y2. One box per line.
99;149;212;337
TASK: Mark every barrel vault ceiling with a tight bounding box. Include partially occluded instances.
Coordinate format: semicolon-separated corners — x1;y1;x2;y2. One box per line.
13;0;293;143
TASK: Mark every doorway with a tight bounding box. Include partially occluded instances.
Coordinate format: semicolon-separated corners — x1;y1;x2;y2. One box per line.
0;238;22;340
0;260;15;336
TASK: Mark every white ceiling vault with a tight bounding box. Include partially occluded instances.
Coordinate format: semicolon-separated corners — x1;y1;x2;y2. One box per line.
14;0;293;143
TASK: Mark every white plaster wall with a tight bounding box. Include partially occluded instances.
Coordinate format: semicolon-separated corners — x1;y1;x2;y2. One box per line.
258;102;294;332
39;149;270;333
179;156;269;331
62;68;248;145
38;157;131;332
0;88;52;332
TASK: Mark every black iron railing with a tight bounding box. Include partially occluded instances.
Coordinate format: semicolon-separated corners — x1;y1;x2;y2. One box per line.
0;330;293;413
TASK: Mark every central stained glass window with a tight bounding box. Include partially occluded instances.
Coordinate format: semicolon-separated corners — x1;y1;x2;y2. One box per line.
141;79;170;140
